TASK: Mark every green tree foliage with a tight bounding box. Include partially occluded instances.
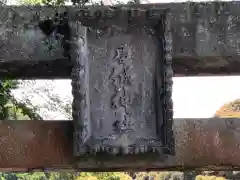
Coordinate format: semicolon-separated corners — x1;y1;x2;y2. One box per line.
0;80;42;120
17;172;48;180
215;99;240;118
0;80;18;120
195;175;225;180
76;172;132;180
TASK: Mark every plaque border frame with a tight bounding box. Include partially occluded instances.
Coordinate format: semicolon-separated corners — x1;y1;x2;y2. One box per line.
71;8;174;157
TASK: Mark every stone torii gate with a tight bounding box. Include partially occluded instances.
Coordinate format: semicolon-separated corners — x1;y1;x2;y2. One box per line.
1;2;240;173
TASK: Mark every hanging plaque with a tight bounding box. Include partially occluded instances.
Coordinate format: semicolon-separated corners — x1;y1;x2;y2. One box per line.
71;9;174;160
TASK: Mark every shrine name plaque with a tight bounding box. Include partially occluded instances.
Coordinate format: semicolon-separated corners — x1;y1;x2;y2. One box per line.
71;12;174;159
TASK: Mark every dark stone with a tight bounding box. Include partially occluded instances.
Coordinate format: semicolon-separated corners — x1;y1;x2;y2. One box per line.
5;3;240;78
71;13;174;158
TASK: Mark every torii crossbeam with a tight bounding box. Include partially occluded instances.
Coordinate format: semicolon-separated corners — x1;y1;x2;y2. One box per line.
0;2;240;172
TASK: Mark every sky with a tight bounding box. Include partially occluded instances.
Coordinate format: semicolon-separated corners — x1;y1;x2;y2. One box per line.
7;0;240;119
12;76;240;120
173;76;240;118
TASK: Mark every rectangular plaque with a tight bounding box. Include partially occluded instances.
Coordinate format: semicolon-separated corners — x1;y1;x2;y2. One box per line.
71;12;173;157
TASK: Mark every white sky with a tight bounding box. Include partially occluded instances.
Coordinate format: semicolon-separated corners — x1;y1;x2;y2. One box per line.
7;0;240;119
12;76;240;119
173;76;240;118
57;76;240;118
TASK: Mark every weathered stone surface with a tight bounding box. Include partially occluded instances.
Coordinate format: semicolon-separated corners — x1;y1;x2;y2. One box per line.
0;28;62;61
87;28;161;154
3;3;240;77
71;21;174;157
0;6;65;62
169;2;240;58
1;118;240;171
3;2;240;58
